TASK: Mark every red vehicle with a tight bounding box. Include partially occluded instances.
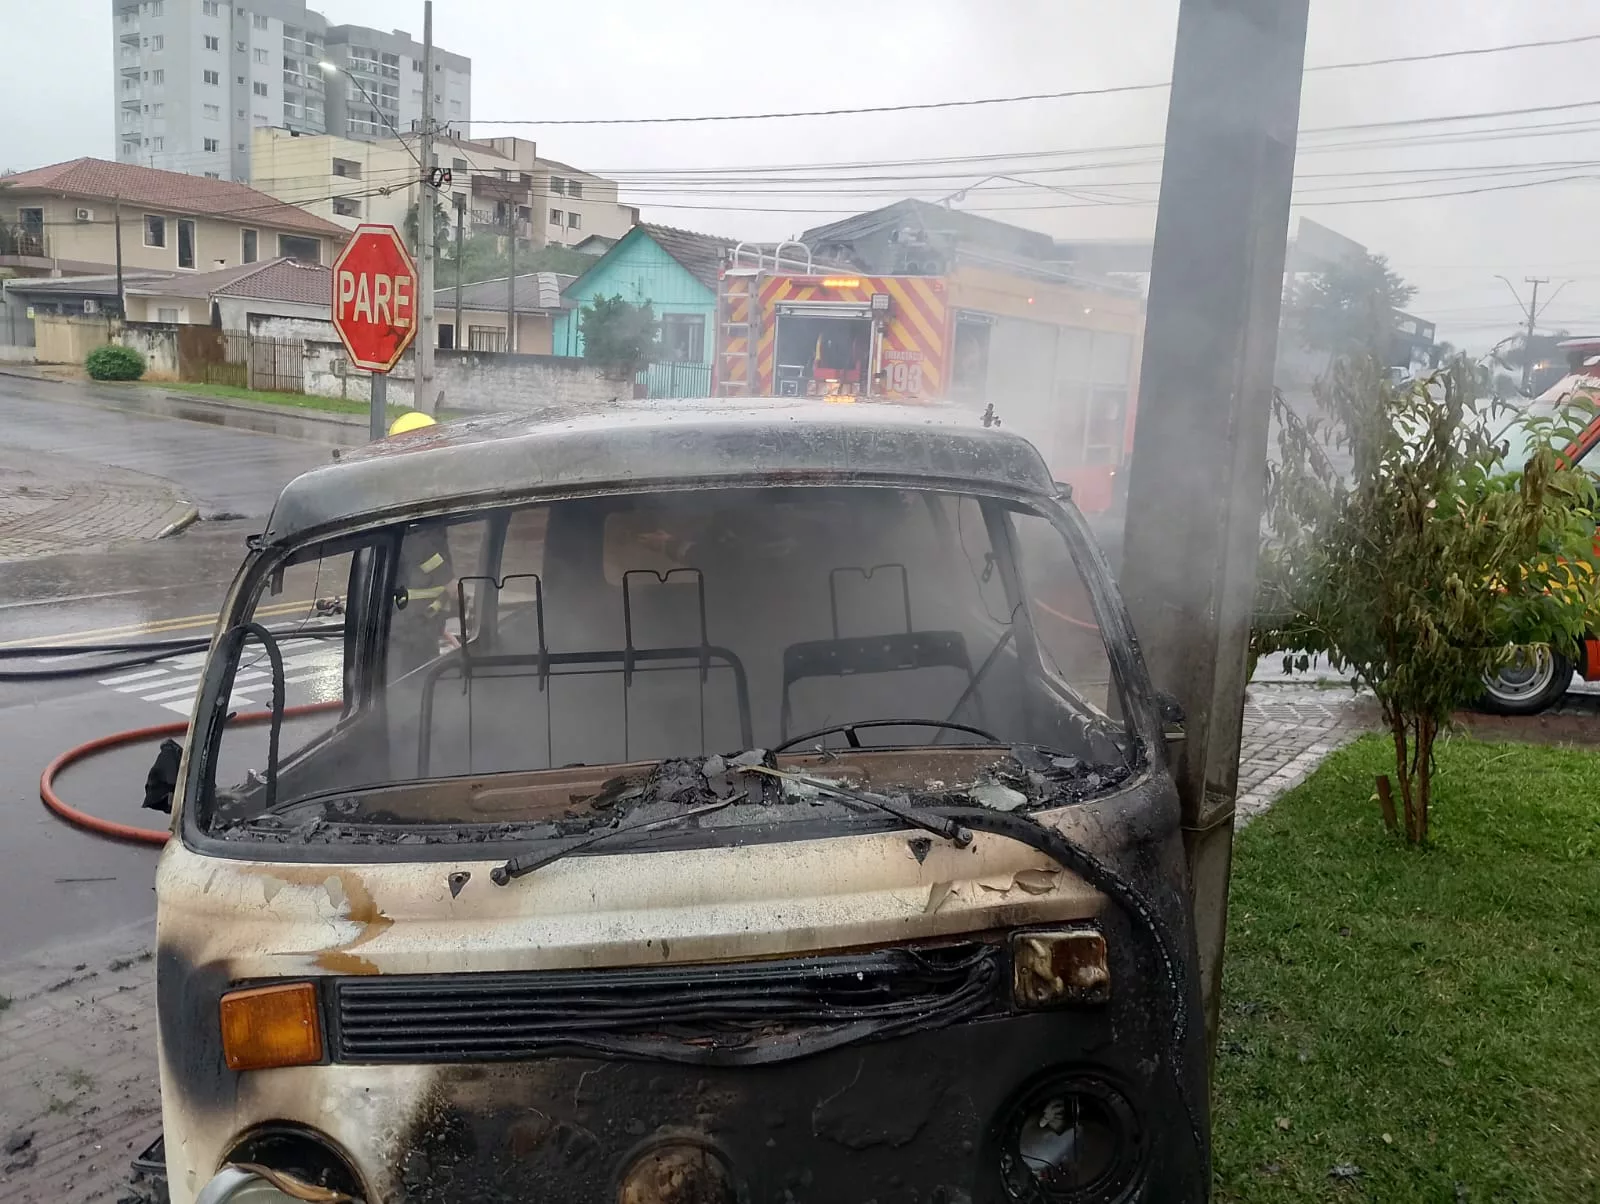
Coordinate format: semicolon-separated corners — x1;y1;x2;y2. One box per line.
713;244;1146;516
1481;337;1600;714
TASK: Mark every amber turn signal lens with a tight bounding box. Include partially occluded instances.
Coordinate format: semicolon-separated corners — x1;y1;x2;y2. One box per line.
219;982;323;1072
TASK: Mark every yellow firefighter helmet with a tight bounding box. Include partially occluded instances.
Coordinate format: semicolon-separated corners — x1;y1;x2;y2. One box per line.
387;411;437;437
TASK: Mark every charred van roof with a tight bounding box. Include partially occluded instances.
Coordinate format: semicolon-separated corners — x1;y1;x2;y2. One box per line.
264;398;1060;541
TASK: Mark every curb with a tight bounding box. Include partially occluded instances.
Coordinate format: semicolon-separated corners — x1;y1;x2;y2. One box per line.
155;505;200;540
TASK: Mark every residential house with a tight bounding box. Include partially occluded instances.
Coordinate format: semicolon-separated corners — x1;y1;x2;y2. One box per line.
0;157;347;285
434;272;572;355
553;224;736;368
122;256;332;326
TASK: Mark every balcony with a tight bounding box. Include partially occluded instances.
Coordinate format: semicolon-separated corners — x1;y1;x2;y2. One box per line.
120;62;142;77
121;95;143;111
120;29;141;46
0;227;49;259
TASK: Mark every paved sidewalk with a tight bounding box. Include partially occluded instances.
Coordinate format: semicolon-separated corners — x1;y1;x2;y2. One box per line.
0;688;1371;1201
0;448;195;563
0;921;160;1203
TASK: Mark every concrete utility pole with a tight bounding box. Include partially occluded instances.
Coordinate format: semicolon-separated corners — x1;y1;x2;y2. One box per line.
506;181;518;355
1117;0;1309;1068
1521;277;1545;395
416;0;438;410
112;195;125;319
453;192;466;350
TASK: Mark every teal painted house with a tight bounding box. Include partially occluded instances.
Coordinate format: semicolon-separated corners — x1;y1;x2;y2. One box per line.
553;224;737;393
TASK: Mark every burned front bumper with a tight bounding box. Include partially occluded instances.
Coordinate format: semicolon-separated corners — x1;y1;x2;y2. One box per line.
156;922;1205;1203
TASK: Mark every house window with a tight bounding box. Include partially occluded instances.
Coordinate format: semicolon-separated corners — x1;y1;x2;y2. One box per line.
241;228;257;263
449;99;461;115
150;34;164;50
152;102;164;116
567;212;581;229
568;180;583;200
452;157;467;171
151;69;164;84
254;48;269;63
177;218;196;269
660;314;706;363
122;141;140;157
412;58;423;72
203;69;219;85
203;103;220;119
332;158;361;179
205;172;221;179
146;0;163;13
549;208;562;225
252;13;268;28
332;196;361;217
549;176;565;195
278;233;320;265
144;215;166;247
203;1;220;14
152;136;164;150
253;81;268;96
205;34;219;50
204;137;219;151
468;326;506;352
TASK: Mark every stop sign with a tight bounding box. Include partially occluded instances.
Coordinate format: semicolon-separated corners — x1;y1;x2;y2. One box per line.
331;224;420;373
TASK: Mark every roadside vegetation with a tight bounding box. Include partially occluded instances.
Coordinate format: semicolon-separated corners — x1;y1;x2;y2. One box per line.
1253;354;1600;843
84;344;144;381
154;380;409;421
1213;735;1600;1202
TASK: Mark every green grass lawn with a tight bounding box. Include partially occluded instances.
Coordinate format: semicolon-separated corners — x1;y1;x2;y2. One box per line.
1213;735;1600;1202
154;380;403;419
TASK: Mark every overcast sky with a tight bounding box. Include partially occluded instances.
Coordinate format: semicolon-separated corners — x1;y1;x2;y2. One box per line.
6;0;1600;348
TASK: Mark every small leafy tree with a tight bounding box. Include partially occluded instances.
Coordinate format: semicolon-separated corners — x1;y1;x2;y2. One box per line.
86;344;145;381
579;294;659;379
1285;252;1416;359
1253;354;1600;843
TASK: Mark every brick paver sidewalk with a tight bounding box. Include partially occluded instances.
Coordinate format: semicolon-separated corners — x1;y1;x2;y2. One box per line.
0;689;1370;1201
0;449;194;563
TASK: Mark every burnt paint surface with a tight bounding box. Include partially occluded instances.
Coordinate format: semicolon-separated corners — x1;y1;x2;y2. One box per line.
386;1003;1196;1204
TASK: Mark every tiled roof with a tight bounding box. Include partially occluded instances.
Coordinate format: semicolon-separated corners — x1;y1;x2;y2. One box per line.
5;271;172;295
214;258;332;305
0;158;347;238
126;257;332;306
638;224;740;290
435;272;572;313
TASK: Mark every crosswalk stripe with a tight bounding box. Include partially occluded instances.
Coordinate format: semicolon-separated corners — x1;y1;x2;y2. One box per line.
100;668;170;686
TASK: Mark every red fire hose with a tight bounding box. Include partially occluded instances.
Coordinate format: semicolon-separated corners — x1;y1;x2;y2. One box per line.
39;703;341;847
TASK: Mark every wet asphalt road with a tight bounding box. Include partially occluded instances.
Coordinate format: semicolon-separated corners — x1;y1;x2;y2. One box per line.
0;377;329;960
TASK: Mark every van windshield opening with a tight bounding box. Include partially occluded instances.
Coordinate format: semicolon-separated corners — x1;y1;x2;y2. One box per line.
198;486;1138;846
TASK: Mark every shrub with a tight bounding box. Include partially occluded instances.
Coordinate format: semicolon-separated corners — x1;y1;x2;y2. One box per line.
86;344;146;381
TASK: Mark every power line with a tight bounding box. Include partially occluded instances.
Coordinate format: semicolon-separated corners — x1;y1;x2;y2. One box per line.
470;32;1600;127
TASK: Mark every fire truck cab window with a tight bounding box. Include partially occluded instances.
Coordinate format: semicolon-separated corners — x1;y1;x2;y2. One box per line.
775;314;871;397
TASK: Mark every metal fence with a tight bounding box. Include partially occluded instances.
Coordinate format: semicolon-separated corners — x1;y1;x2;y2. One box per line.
177;329;303;393
636;360;712;399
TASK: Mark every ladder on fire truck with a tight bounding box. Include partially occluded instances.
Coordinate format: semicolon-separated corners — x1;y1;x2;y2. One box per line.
715;240;814;397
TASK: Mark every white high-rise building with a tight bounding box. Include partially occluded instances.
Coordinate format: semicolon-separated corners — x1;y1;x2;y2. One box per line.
111;0;470;183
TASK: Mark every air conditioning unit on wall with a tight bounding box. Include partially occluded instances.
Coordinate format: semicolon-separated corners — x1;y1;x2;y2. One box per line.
76;207;95;222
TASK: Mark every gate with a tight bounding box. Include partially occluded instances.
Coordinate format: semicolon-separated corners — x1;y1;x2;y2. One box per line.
635;360;712;399
246;336;302;393
177;327;244;389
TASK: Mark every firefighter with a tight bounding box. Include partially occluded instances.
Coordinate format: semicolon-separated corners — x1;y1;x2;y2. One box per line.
385;412;456;677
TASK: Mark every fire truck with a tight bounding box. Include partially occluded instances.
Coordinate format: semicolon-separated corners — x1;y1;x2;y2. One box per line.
712;243;1145;515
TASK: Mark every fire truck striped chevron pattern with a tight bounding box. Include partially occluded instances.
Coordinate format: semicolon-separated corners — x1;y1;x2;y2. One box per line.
753;276;948;400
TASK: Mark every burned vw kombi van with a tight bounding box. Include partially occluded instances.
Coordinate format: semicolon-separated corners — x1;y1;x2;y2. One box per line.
152;400;1207;1203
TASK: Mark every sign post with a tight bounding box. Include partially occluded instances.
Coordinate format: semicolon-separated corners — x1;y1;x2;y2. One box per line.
330;224;421;442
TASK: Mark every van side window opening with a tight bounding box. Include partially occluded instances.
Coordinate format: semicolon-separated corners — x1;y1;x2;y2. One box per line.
199;487;1133;841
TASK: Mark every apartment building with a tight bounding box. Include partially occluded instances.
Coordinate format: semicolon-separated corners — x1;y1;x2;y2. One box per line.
252;130;637;251
322;24;470;142
110;0;469;183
